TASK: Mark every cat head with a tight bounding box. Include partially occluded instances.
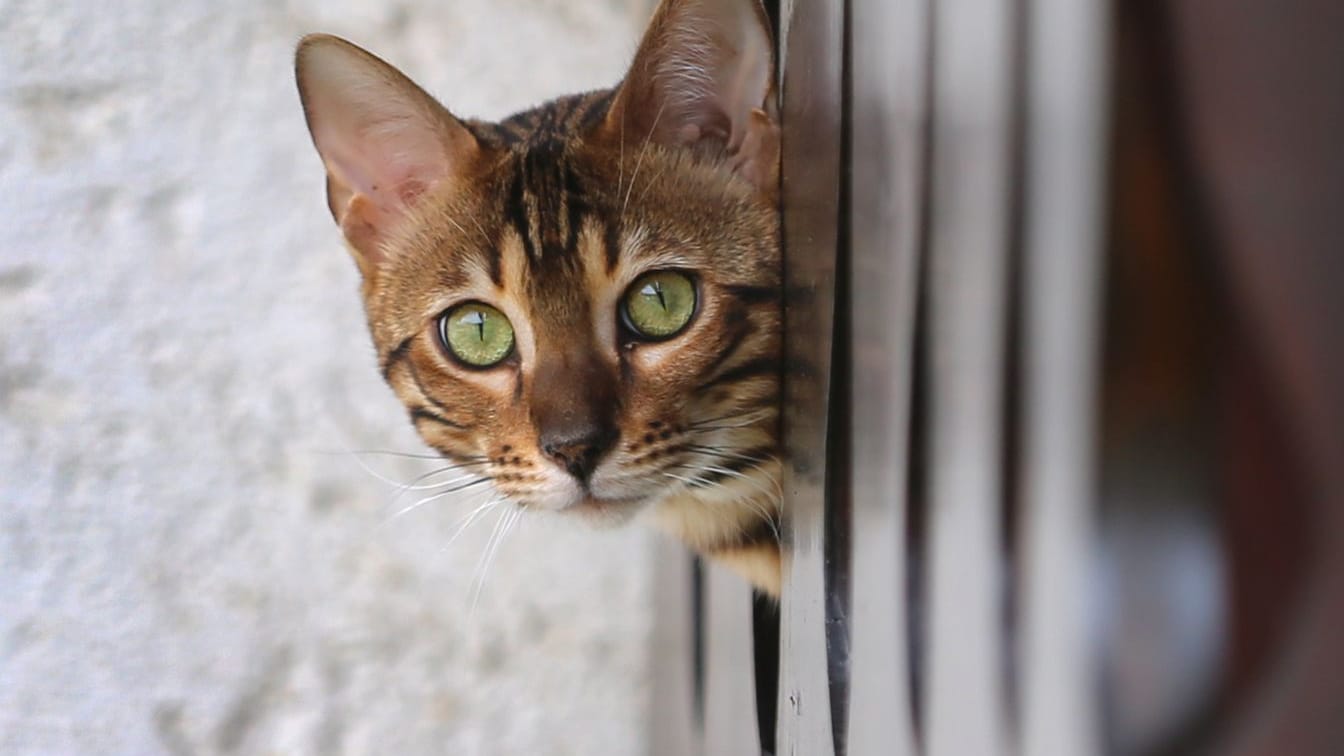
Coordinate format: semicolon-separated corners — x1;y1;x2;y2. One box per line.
295;0;781;533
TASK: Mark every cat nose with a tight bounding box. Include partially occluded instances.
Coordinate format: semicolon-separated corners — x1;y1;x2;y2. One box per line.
530;346;618;484
540;425;615;483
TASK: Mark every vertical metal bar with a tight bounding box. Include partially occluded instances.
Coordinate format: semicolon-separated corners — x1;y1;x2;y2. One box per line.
1016;0;1109;754
650;541;700;756
702;566;762;755
845;0;928;752
776;0;845;751
923;0;1016;753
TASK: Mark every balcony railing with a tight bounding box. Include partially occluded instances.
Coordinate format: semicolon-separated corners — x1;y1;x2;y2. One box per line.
652;1;1344;754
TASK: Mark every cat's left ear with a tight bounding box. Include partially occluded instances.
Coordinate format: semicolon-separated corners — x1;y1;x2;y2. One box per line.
603;0;779;196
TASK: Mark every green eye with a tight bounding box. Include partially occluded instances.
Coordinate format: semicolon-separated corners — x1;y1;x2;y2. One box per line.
622;271;697;339
440;302;515;367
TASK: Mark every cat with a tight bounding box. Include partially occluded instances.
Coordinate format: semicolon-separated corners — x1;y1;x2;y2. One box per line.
294;0;783;594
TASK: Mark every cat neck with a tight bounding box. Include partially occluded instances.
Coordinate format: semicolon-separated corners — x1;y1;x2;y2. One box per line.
648;457;783;595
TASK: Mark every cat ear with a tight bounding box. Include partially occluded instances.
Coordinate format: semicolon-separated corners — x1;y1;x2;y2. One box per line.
295;34;481;277
604;0;779;195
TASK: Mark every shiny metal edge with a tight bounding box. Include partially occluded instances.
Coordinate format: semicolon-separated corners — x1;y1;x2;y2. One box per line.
923;0;1016;753
845;0;929;752
776;0;845;750
1017;0;1109;753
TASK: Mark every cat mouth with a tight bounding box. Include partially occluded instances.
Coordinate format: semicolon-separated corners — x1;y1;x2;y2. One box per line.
577;494;642;509
568;493;647;518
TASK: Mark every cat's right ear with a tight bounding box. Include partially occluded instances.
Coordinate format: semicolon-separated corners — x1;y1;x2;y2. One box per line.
295;35;480;278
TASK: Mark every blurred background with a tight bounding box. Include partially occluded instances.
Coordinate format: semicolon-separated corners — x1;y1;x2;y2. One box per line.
0;1;662;753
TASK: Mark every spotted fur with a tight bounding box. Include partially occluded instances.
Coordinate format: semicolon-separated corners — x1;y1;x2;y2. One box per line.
296;0;783;594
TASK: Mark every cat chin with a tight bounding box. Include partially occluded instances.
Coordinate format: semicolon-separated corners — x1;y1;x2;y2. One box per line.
562;494;650;528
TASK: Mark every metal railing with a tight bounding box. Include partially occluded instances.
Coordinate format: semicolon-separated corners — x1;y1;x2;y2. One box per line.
652;1;1343;754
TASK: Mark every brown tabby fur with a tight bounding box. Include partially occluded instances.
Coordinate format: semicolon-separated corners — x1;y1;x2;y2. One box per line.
296;0;783;594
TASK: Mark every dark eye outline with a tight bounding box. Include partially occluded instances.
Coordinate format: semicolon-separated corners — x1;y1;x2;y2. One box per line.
618;270;700;342
436;301;517;370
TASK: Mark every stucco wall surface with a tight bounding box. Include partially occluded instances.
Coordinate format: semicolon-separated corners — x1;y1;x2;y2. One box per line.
0;1;655;753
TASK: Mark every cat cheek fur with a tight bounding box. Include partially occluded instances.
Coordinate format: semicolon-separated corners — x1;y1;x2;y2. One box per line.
296;0;784;596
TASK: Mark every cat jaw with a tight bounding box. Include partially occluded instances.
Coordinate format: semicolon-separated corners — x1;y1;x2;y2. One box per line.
647;456;783;596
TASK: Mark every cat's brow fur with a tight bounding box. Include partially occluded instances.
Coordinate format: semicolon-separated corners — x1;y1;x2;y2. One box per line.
297;0;783;594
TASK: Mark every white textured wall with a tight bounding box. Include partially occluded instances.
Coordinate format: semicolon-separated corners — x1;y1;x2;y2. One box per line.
0;1;656;753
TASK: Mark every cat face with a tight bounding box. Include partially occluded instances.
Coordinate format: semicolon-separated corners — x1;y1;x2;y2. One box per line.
296;0;783;591
363;122;781;522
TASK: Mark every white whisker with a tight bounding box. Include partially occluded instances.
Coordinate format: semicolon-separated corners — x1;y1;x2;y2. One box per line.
463;210;491;246
685;444;774;468
388;462;493;497
661;470;705;488
636;163;672;206
324;443;490;498
337;445;431;489
331;449;471;461
671;460;781;543
470;506;523;613
622;100;668;220
439;212;491;249
376;476;492;531
435;497;505;557
688;407;776;431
